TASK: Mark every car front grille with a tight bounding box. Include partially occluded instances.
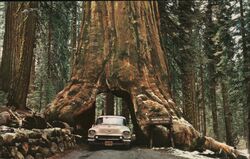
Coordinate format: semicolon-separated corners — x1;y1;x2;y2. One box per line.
98;129;120;134
97;135;122;141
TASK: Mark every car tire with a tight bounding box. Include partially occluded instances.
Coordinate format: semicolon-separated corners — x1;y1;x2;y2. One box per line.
123;144;131;150
88;144;96;151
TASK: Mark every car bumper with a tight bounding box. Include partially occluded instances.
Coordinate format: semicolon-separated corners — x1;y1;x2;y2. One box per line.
88;137;131;146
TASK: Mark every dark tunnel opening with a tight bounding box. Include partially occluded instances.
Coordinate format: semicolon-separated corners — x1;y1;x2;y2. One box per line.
73;89;148;145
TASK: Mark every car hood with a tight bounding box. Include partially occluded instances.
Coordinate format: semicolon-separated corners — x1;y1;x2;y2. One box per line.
90;124;130;134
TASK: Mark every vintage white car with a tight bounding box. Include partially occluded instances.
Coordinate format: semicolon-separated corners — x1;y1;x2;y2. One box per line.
87;115;135;148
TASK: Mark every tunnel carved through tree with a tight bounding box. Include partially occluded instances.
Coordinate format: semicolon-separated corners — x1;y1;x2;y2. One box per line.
44;2;246;158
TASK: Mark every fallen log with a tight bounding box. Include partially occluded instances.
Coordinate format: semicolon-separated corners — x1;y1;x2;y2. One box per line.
22;115;47;129
8;109;23;127
26;154;35;159
0;106;48;129
0;111;11;125
19;142;29;156
9;146;24;159
50;142;59;154
50;120;72;129
0;127;78;158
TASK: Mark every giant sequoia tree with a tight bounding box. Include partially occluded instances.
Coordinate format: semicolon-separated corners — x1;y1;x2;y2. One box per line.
0;2;38;109
7;2;38;109
0;2;21;92
45;1;244;157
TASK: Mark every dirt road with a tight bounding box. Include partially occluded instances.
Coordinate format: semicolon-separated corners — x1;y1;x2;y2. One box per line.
49;145;218;159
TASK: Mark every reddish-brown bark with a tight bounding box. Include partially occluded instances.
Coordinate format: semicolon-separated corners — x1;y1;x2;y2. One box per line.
0;3;20;92
7;2;38;109
45;2;245;158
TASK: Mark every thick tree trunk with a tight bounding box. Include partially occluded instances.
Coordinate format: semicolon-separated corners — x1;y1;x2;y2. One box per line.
221;81;233;146
39;81;43;112
196;84;201;132
0;3;19;92
239;0;250;153
29;55;36;92
181;68;197;129
200;65;206;136
208;63;219;139
178;0;197;130
205;0;219;140
45;2;245;158
7;2;38;109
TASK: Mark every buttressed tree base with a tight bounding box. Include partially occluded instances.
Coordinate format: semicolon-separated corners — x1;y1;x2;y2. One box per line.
44;1;244;158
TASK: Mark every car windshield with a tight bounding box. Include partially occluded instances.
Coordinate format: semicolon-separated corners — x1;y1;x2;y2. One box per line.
96;117;126;126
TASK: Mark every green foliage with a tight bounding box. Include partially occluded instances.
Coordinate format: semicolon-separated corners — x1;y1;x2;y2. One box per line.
26;2;76;110
159;0;249;144
95;93;105;117
158;1;183;106
40;2;72;86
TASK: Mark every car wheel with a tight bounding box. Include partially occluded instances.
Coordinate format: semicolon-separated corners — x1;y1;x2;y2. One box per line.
88;144;96;151
124;144;131;150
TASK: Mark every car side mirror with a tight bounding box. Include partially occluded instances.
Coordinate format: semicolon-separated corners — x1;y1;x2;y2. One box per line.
131;134;136;141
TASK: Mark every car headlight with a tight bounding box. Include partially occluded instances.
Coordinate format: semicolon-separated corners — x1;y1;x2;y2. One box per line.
88;130;96;137
123;131;130;138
